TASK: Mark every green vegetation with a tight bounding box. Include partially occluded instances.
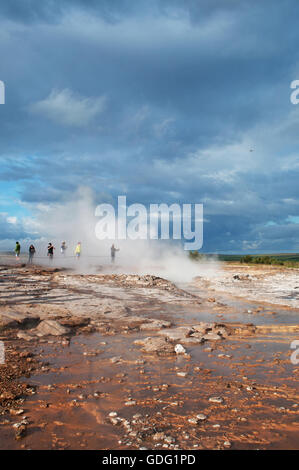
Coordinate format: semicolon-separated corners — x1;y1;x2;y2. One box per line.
239;254;299;267
188;252;299;267
240;255;283;265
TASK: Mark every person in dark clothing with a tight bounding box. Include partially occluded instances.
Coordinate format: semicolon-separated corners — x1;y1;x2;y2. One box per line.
47;243;55;261
110;244;119;263
28;245;35;264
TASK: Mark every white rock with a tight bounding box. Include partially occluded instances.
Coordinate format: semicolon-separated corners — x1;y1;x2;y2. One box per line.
196;413;207;421
188;418;198;425
175;344;186;355
177;371;187;377
209;396;224;404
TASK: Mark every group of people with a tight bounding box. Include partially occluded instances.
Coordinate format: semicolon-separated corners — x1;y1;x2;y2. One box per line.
48;242;82;260
14;241;36;263
14;241;119;264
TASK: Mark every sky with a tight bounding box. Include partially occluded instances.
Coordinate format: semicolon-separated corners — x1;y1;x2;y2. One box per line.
0;0;299;253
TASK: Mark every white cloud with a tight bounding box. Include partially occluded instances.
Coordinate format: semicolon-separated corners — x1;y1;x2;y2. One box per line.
29;88;106;127
6;216;17;224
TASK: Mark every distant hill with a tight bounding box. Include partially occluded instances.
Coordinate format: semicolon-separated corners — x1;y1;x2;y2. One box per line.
189;252;299;266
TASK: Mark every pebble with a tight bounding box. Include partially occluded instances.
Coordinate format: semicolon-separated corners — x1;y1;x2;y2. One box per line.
124;400;136;406
209;396;224;404
196;413;207;421
153;432;165;441
9;409;24;416
110;356;122;364
175;344;186;355
188;418;198;425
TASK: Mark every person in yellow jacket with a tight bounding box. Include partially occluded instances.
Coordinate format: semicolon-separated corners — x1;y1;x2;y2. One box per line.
75;242;81;259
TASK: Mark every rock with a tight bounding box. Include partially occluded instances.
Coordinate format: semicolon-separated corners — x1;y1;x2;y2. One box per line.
13;419;28;440
224;440;231;448
174;344;186;355
124;400;136;406
134;337;175;355
0;312;40;331
233;274;251;281
34;320;70;337
188;413;207;425
182;337;204;345
153;432;166;441
139;319;171;331
177;371;187;377
0;314;18;330
0;391;15;400
19;351;32;358
110;356;122;364
188;417;198;425
17;331;35;341
9;409;24;416
209;396;224;404
214;327;230;338
14;424;27;440
202;333;222;341
164;436;175;444
233;324;256;336
196;413;207;421
110;417;122;426
108;412;118;417
157;326;194;342
192;322;215;333
59;317;90;328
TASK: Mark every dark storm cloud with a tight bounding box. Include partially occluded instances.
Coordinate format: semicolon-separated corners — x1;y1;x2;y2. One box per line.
0;0;299;251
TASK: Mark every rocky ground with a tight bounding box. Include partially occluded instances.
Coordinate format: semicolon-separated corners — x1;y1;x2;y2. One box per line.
192;263;299;308
0;262;298;449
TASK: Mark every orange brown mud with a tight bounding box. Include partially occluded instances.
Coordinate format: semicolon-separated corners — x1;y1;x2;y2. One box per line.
0;261;298;449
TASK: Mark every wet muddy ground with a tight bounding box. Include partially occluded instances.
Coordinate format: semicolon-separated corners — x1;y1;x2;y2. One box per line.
0;261;298;449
